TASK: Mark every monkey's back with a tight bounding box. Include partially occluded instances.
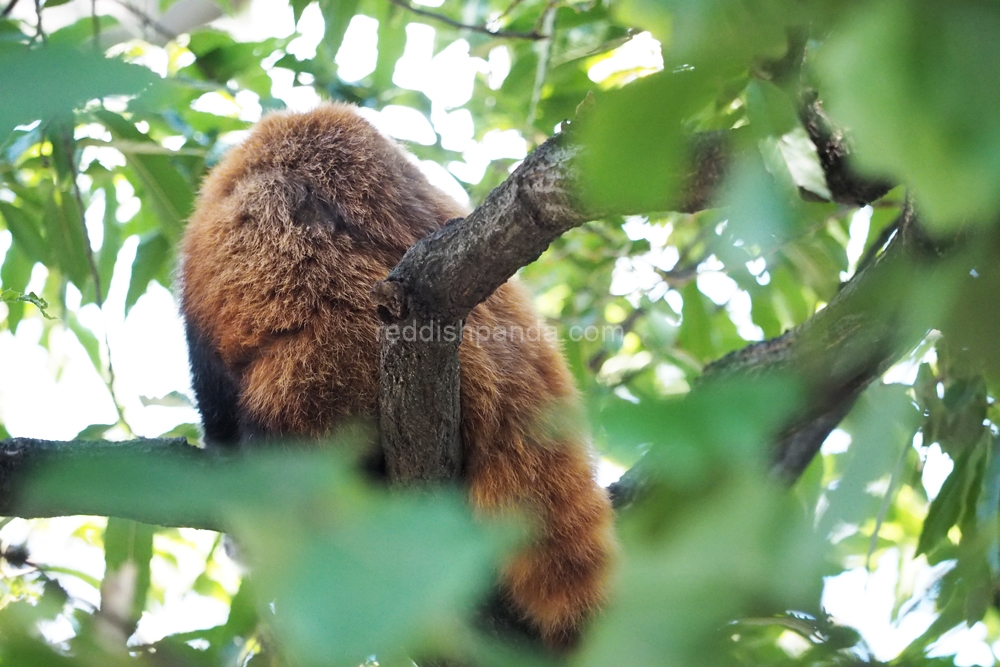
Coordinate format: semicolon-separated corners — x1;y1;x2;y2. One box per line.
180;103;614;646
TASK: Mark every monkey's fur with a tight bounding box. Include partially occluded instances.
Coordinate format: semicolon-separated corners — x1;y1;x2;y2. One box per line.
179;103;615;648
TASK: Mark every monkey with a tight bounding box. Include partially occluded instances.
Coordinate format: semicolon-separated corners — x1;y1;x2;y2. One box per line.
178;102;615;649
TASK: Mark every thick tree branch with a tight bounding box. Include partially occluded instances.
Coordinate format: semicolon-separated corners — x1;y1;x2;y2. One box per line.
0;437;220;529
371;127;736;484
372;100;893;490
800;92;894;206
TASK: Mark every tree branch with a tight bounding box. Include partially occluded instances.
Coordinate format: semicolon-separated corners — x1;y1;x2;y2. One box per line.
0;437;220;529
0;0;19;19
800;92;894;207
371;98;895;491
386;0;546;41
608;201;949;507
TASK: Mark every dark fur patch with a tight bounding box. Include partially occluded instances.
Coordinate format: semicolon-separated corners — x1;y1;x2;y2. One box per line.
184;319;242;447
293;182;356;238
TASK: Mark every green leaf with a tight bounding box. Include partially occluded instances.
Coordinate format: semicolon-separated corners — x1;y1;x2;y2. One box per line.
25;448;519;667
976;435;1000;577
223;576;260;639
918;440;985;556
719;149;794;249
93;184;123;305
818;0;1000;229
939;252;1000;388
74;423;116;439
0;45;159;141
372;2;406;91
584;479;821;667
181;31;285;97
0;240;32;331
94;110;193;241
747;283;782;339
103;518;155;624
599;377;801;489
125;232;171;314
618;0;794;77
320;0;362;58
745;80;799;140
578;71;716;212
243;494;513;666
677;281;713;362
42;188;91;289
1;288;55;321
47;15;117;47
770;264;810;327
818;384;920;535
0;201;49;264
65;311;103;375
290;0;312;24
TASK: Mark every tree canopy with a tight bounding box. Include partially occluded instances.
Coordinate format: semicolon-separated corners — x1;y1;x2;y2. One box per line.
1;0;1000;665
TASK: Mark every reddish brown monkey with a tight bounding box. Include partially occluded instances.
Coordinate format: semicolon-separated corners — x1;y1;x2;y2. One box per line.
179;103;615;647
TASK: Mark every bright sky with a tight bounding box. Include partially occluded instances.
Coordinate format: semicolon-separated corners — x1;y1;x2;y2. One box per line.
0;0;995;662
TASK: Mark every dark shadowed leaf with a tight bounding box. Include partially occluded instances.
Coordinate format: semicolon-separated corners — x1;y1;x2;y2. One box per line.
818;0;1000;228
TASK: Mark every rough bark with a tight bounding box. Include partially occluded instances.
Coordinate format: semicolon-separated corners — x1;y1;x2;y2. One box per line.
371;106;895;494
371;127;734;485
800;92;894;207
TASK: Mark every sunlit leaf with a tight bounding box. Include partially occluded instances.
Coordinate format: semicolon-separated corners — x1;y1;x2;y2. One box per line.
94;110;193;241
103;518;155;625
125;232;171;314
0;240;33;331
0;45;158;140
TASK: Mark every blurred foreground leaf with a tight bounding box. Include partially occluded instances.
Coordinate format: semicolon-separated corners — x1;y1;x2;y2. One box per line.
0;45;159;140
23;445;519;666
586;378;827;666
818;0;1000;228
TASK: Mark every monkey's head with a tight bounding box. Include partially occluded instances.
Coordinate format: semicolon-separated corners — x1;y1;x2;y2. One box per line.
194;103;466;255
180;103;469;381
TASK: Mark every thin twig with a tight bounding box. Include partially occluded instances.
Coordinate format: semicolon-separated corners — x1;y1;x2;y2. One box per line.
496;0;527;21
0;0;19;19
526;2;556;124
386;0;545;40
653;262;700;287
91;0;101;48
109;0;176;41
32;0;44;43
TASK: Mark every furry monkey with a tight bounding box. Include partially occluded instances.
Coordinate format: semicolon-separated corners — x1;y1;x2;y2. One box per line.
179;103;614;648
